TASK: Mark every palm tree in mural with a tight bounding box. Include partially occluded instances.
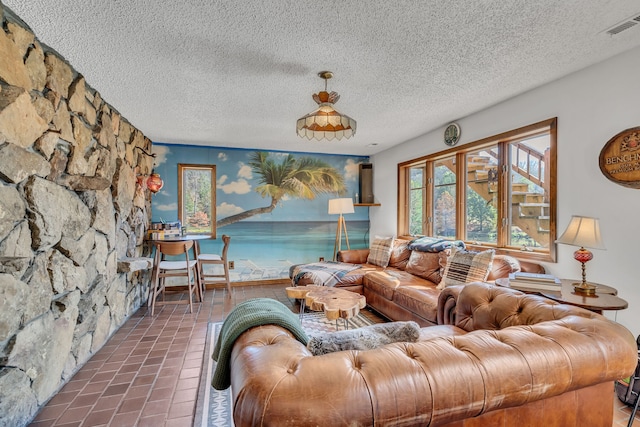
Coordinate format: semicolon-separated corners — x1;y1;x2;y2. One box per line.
216;151;347;228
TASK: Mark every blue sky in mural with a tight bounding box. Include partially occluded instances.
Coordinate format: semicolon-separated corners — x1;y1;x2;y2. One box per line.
150;143;370;223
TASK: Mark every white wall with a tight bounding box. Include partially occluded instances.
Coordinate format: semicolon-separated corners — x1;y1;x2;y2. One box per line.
370;45;640;337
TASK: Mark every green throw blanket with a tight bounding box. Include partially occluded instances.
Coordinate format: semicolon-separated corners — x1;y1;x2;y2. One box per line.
211;298;309;390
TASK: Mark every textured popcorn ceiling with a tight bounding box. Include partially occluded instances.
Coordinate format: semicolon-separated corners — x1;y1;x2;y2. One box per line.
4;1;640;155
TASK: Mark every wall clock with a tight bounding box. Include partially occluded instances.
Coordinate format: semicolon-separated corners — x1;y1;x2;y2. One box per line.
444;123;461;146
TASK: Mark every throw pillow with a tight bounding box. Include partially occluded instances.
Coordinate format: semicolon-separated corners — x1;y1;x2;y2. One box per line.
404;250;443;283
388;239;411;269
306;321;421;355
437;246;495;289
367;236;394;267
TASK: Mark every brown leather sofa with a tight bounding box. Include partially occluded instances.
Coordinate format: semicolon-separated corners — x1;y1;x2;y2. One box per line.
229;283;637;426
293;239;545;326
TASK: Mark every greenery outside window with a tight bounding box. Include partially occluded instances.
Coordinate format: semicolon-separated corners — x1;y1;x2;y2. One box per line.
178;164;216;237
398;118;557;262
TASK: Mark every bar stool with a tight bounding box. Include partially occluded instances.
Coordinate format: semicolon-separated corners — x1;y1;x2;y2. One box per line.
195;235;231;296
149;240;201;315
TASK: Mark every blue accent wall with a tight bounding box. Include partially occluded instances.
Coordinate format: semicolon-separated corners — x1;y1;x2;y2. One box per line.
151;143;370;280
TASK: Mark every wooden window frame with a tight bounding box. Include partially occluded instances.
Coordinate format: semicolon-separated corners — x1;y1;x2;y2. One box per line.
398;118;557;262
178;163;217;238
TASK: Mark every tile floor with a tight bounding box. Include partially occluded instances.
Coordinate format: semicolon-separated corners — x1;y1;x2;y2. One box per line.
27;283;639;427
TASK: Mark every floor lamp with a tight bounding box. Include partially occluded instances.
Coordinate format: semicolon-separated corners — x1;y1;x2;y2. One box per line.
329;198;354;261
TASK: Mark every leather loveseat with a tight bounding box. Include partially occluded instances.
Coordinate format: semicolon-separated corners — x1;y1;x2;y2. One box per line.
229;283;637;427
292;238;545;326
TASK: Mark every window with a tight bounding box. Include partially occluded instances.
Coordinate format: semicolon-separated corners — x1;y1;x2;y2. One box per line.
178;164;216;237
398;118;556;262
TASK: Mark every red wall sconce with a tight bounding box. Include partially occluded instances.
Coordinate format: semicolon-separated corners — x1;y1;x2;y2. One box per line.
136;168;164;194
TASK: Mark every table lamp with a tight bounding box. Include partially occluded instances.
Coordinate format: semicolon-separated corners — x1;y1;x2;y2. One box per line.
328;198;354;261
555;215;605;294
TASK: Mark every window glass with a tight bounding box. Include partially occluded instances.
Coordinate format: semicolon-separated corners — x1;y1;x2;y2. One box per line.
508;133;551;250
465;146;498;244
178;164;216;237
433;157;456;239
409;166;425;235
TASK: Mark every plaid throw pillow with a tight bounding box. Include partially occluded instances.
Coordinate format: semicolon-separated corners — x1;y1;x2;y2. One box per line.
437;247;495;289
367;237;394;268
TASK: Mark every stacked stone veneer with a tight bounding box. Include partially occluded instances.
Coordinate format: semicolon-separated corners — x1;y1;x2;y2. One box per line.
0;3;154;425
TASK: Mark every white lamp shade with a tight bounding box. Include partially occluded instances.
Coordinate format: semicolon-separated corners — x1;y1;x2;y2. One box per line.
556;215;605;250
328;198;355;215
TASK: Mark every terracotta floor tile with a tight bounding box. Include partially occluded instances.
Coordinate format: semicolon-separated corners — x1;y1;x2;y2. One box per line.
138;365;160;377
108;412;139;427
137;414;166;427
28;421;56;427
111;372;136;384
125;384;153;400
131;374;156;387
118;362;142;374
45;390;79;407
176;377;199;390
162;357;183;368
178;367;200;379
95;395;123;411
148;387;174;402
90;371;116;383
182;357;204;369
70;392;101;408
103;383;129;397
99;362;123;373
167;400;195;419
55;405;92;424
31;403;69;422
81;409;115;426
154;376;179;390
172;388;198;403
117;396;147;414
84;383;111;399
141;399;171;417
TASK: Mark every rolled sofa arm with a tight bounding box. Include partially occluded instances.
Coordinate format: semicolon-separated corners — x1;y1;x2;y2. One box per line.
436;284;465;325
337;249;370;264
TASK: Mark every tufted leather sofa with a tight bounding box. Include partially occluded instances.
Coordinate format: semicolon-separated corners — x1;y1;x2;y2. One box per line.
293;239;545;326
230;283;637;426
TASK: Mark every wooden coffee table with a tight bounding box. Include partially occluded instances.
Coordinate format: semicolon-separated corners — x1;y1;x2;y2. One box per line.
286;285;366;329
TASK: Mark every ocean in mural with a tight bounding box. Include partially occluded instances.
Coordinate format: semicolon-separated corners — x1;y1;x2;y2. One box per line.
197;220;371;280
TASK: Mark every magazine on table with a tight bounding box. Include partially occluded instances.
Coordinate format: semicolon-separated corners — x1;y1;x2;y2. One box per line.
508;272;562;291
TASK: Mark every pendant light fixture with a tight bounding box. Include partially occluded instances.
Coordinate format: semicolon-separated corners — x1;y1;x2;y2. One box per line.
296;71;357;141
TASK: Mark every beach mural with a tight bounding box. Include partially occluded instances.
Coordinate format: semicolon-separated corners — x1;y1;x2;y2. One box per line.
150;143;371;281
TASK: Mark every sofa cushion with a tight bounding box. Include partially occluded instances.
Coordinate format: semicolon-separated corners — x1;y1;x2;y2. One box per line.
392;284;441;324
363;270;402;300
388;239;411;269
404;250;446;283
367;236;394;267
438;247;495;289
306;321;421;355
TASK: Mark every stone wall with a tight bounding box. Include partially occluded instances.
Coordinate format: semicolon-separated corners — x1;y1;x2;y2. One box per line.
0;3;154;425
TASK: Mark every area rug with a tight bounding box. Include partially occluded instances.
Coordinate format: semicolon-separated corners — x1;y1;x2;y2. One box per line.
194;311;376;427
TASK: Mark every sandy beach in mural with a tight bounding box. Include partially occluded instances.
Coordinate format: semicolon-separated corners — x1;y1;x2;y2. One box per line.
196;220;371;281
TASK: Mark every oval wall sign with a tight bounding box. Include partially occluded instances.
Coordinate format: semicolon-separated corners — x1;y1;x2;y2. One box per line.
599;127;640;189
